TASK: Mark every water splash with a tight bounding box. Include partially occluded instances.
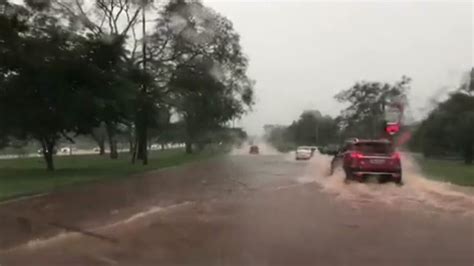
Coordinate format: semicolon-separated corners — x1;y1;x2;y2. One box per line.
303;153;474;216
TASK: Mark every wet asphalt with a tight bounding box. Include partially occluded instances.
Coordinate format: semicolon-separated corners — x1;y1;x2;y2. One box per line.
0;153;473;266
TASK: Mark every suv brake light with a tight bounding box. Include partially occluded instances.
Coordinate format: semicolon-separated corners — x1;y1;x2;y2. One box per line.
391;152;400;160
350;152;364;159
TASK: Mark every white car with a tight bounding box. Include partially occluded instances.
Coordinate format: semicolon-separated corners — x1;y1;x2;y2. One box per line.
295;146;312;160
60;147;71;154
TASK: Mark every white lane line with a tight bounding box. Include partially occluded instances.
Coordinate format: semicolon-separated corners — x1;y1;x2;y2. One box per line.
0;193;49;206
101;201;194;230
6;201;195;251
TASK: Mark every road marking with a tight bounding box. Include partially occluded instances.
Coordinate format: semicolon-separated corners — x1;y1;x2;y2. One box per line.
4;201;195;252
102;201;194;229
0;193;49;206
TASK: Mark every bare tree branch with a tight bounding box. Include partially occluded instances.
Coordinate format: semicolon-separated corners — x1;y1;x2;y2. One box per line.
96;0;114;34
125;3;139;59
113;0;127;31
74;0;99;31
109;0;118;34
98;10;107;29
50;0;101;34
120;6;141;36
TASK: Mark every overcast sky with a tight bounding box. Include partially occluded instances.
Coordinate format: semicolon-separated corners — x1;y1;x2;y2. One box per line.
205;0;473;135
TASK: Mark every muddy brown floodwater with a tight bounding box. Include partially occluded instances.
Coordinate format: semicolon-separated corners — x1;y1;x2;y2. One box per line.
0;151;473;266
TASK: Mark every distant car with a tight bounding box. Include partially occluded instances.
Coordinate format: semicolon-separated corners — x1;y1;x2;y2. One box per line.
60;147;71;154
93;147;101;153
249;145;259;154
295;146;312;160
330;139;402;184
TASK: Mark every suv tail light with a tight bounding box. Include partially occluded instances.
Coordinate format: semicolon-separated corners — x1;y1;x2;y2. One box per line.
391;152;401;160
350;152;364;159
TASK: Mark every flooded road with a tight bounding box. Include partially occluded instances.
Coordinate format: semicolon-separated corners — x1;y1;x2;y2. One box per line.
0;152;473;265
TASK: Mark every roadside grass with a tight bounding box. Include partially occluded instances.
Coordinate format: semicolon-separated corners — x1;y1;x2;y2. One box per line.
0;149;218;201
415;157;474;186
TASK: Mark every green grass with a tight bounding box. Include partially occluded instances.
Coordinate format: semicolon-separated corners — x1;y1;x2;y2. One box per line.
0;149;218;201
416;157;474;186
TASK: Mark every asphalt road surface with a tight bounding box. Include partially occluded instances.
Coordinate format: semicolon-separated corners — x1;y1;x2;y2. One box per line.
0;151;473;266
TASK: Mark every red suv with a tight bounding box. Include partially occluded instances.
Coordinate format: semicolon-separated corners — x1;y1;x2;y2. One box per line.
330;139;402;184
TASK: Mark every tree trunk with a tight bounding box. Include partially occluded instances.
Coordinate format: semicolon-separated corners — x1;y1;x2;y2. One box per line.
106;122;118;159
136;6;148;166
92;124;107;156
44;151;54;171
185;140;193;154
136;123;148;164
161;143;165;151
99;140;105;155
110;140;118;159
129;138;134;154
41;138;55;171
131;136;138;164
135;101;149;164
463;145;473;165
127;124;134;155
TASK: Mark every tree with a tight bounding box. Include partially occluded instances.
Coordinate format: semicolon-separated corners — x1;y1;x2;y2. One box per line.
416;92;474;164
335;76;411;139
169;59;241;153
0;13;95;170
156;0;254;153
265;110;339;152
1;0;253;169
91;123;107;155
82;35;136;159
35;0;153;164
0;4;134;169
411;69;474;164
459;68;473;96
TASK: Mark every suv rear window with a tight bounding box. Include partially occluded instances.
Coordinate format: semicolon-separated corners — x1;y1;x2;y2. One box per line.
354;142;393;155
